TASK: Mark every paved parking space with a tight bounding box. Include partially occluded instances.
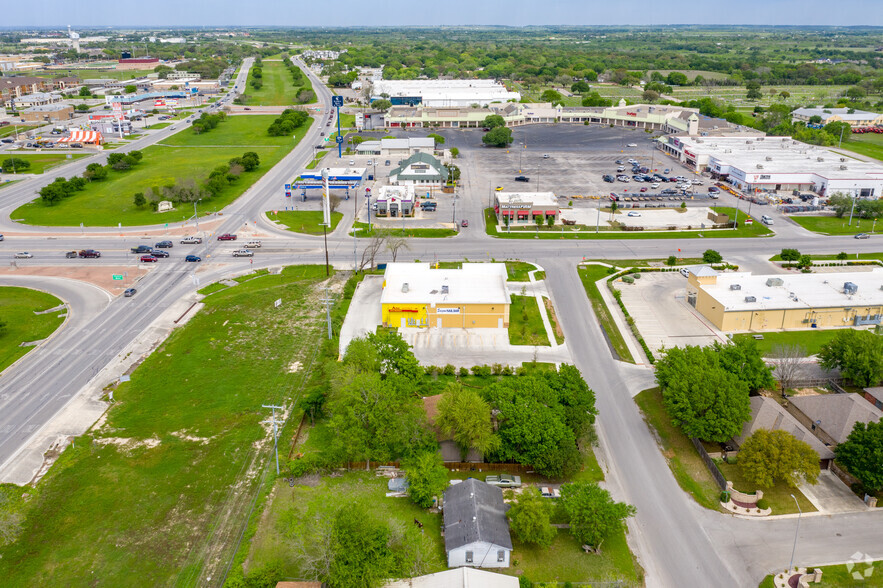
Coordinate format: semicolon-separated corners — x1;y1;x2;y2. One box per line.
616;272;727;354
339;274;383;355
798;471;868;514
564;206;719;229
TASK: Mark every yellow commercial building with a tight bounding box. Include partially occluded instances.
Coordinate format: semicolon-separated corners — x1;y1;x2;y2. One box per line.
687;267;883;332
381;263;510;329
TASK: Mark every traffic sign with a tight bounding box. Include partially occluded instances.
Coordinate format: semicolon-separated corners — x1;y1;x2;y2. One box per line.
336;135;344;144
112;274;123;281
284;184;291;190
331;96;343;107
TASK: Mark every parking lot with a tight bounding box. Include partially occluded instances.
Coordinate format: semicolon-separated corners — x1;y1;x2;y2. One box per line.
563;206;720;229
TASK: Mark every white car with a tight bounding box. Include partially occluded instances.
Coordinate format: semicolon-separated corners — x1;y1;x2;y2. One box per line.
245;240;262;248
232;249;254;257
626;143;637;147
627;211;641;217
651;182;660;188
692;179;703;185
14;252;32;258
180;236;203;244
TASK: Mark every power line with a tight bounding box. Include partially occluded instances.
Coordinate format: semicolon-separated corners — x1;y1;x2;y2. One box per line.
261;404;285;475
320;287;334;340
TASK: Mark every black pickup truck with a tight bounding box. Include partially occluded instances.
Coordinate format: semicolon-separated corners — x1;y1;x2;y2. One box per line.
131;245;153;254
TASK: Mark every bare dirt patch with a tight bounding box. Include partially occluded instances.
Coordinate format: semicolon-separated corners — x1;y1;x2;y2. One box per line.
0;265;148;295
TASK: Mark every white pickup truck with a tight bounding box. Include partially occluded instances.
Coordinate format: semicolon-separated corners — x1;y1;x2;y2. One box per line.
245;240;262;248
232;249;254;257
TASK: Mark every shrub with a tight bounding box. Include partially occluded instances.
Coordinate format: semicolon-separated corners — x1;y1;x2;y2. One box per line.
756;498;769;510
666;255;677;266
443;364;456;376
720;491;730;503
492;363;503;375
458;367;469;377
622;276;635;284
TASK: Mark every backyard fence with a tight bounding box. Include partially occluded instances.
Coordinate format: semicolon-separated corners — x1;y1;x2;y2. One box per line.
346;461;533;473
691;438;727;491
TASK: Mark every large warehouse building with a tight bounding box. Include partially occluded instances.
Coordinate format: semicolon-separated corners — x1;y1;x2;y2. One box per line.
659;135;883;198
687;267;883;332
381;263;510;329
370;79;520;107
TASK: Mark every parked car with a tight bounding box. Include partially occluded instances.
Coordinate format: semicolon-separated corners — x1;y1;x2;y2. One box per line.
543;154;550;159
540;487;561;499
124;288;137;297
615;159;623;164
460;219;468;228
155;240;173;248
639;187;648;193
0;138;13;144
708;186;720;193
651;182;660;189
626;143;637;147
78;249;101;258
185;254;202;262
14;252;32;258
65;251;78;258
627;211;642;217
603;175;615;183
855;233;871;239
232;249;253;257
485;474;522;488
217;233;237;241
140;255;158;262
180;236;203;244
515;175;530;182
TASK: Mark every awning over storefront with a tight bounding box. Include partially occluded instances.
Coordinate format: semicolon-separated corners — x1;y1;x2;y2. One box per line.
532;211;542;216
58;130;103;144
517;211;529;216
501;210;514;216
545;210;557;215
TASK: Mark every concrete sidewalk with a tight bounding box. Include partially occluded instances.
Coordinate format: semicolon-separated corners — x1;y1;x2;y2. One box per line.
589;263;651;365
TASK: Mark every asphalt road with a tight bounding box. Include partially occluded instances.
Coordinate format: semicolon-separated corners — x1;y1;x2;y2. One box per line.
1;57;882;587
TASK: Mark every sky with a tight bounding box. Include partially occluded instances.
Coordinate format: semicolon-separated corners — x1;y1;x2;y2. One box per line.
3;0;883;28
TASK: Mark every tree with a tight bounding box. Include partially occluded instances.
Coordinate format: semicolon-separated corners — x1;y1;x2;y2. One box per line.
386;236;409;262
642;89;660;102
482;126;513;147
450;147;459;159
779;91;791;100
666;72;688;86
507;487;556;548
0;158;30;172
746;88;762;100
739;429;820;488
771;344;807;394
581;92;611;107
435;383;499;460
427;133;445;145
779;248;801;262
75;103;90;112
133;192;146;208
327;504;395;588
365;331;421;381
402;451;448;508
371;99;392;112
560;482;635;551
797;254;813;270
835;421;883;493
655;345;751;442
702;249;722;264
666;255;677;266
818;329;883;387
713;338;775;393
846;86;867;101
78;86;91;97
483;114;506;129
124;85;137;94
571;81;591;94
827;193;854;218
540;89;563;104
823;120;851;142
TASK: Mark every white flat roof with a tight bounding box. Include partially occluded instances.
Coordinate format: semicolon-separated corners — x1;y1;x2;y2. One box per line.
676;135;883;181
497;192;559;207
701;268;883;312
381;263;511;306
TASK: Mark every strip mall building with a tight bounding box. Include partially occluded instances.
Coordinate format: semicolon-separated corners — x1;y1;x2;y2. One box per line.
381;263;510;329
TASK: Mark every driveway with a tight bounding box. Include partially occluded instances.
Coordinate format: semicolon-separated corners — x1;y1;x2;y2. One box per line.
799;470;869;514
339;274;383;355
402;327;571;368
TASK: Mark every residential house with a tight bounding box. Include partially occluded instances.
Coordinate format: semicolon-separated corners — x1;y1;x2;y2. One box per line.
385;567;518;587
443;479;512;568
791;393;882;444
863;387;883;411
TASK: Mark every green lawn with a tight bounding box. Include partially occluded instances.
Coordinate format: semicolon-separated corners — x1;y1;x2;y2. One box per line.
508;295;550;346
305;150;328;169
0;125;39;138
245;59;315;106
732;330;845;356
267;210;343;235
758;560;883;587
788;215;879;235
505;261;539;282
716;461;815;515
12;115;311;226
0;287;65;373
484;207;772;239
769;252;883;263
143;122;171;130
544;297;566;345
48;68;155;81
839;132;883;162
0;265;331;586
577;265;635;363
351;221;458;239
0;153;88;174
634;388;723;511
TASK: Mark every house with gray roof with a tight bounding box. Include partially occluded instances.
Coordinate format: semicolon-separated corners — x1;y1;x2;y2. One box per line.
389;152;448;188
791;393;882;444
863;387;883;411
443;479;512;568
385;567;518;588
735;397;834;468
791;107;883;128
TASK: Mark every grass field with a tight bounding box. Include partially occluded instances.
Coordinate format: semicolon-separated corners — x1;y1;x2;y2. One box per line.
267;210;343;235
47;68;155;81
509;294;550;346
0;125;39;139
788;215;878;235
484;207;772;239
769;252;883;263
577;264;634;363
716;461;815;515
505;260;538;281
0;287;65;373
839;132;883;162
351;221;458;238
634;388;724;511
143;122;171;130
0;265;331;586
732;330;843;356
758;560;883;587
245;59;315;106
12;115;311;226
0;153;87;174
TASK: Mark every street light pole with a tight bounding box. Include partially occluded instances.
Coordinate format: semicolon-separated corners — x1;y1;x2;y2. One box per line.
848;195;856;226
194;199;201;234
787;494;802;574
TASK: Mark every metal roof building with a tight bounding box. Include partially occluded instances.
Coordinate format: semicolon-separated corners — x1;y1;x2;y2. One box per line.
443;479;512;568
371;79;520;107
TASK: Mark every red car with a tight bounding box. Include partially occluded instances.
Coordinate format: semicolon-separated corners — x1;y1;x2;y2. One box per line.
217;233;237;241
140;255;158;262
640;187;648;193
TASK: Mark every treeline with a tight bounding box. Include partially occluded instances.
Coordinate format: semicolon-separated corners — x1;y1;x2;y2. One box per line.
38;151;143;206
191;111;226;134
267;108;309;136
281;54;316;104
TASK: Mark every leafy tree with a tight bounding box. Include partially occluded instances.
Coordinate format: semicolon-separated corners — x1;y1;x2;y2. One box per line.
427;133;445;145
78;86;91;97
571;81;590;94
666;255;677;266
371;99;392;112
365;331;421;380
779;248;800;262
75;103;90;112
739;429;820;488
84;163;108;181
827;193;854;218
450;147;459;159
267;108;309;136
666;72;688;86
124;84;137;93
482;114;506;129
507;487;556;547
846;86;867;101
702;249;722;264
642;90;660;102
713;338;775;393
133;192;146;208
796;254;813;270
327;504;395;588
0;158;30;172
435;383;499;459
835;421;883;493
107;153;125;166
560;482;635;550
746;88;762;100
403;451;448;508
482;126;513;147
809;115;823;124
540;89;563;104
779;91;791;100
818;329;883;387
823;120;851;142
581;92;612;107
655;345;751;442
